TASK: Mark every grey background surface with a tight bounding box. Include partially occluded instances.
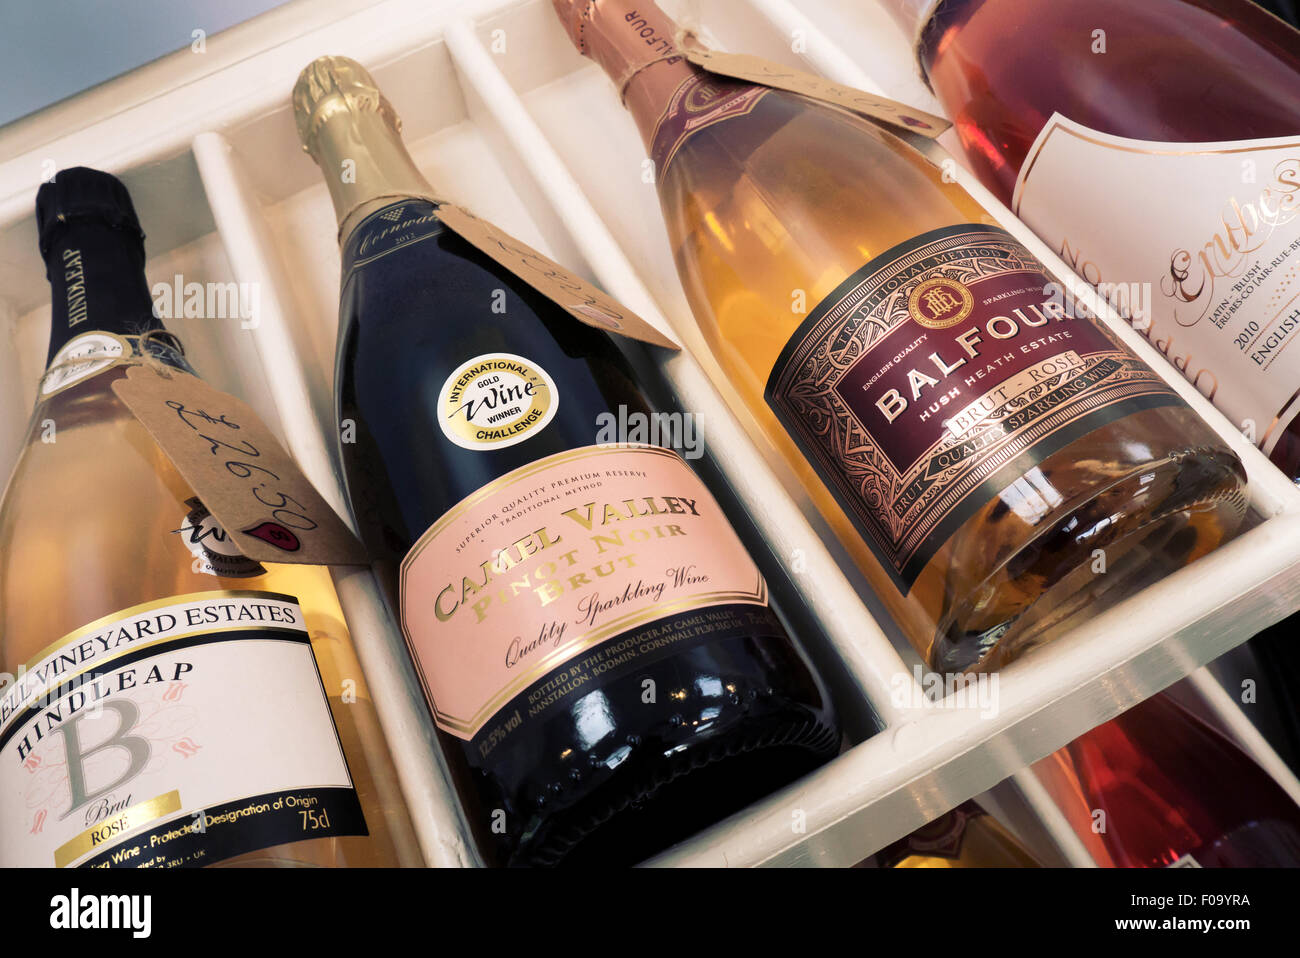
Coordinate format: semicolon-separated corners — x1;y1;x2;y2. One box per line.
0;0;289;127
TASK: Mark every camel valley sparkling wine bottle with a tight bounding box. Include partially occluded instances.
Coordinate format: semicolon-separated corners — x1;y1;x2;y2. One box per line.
0;168;419;868
553;0;1249;672
883;0;1300;475
293;56;839;867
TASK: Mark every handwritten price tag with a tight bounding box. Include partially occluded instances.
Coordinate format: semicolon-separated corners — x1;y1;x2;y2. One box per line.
434;203;680;351
684;49;951;139
112;365;368;566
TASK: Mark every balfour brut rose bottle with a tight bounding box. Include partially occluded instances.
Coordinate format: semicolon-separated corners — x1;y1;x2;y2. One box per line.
881;0;1300;475
552;0;1250;673
0;168;419;868
292;56;839;867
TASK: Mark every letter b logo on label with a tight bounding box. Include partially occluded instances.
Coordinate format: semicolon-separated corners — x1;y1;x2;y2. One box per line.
59;700;150;820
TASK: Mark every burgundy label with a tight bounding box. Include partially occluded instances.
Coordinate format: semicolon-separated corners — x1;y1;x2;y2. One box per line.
837;270;1112;474
766;225;1184;591
650;72;769;173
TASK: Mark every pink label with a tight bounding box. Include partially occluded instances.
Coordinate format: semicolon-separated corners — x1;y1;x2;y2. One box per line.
399;445;767;742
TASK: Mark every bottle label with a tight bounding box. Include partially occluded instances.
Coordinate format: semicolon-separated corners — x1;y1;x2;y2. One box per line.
41;332;129;396
651;73;769;174
399;444;770;747
175;497;267;578
40;331;189;400
437;353;560;451
1013;114;1300;452
342;199;447;278
0;591;366;868
766;224;1182;591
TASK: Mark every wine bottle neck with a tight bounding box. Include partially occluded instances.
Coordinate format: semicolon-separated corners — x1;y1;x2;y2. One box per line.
42;219;163;365
311;106;440;242
559;0;745;157
623;61;703;157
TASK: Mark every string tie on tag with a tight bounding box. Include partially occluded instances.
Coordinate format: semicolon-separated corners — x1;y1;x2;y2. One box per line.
138;329;187;378
37;329;189;393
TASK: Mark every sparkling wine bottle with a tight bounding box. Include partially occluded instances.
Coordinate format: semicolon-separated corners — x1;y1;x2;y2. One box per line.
553;0;1248;672
860;800;1042;867
1044;692;1300;867
0;168;418;868
292;56;839;867
884;0;1300;474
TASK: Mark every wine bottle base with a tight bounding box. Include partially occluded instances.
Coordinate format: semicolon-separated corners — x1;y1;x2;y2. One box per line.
931;442;1249;674
518;713;839;868
461;631;839;868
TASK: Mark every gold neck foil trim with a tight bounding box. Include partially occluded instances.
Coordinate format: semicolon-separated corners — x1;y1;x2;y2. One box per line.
292;55;402;158
292;55;442;236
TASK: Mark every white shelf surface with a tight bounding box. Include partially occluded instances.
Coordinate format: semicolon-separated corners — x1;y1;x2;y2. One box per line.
0;0;1297;868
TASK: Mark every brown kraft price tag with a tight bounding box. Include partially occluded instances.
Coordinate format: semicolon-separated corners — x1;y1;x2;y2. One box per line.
684;48;951;139
434;203;680;351
112;364;368;566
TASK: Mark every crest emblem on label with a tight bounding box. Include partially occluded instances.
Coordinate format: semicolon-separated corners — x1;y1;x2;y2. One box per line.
908;277;975;329
438;353;558;451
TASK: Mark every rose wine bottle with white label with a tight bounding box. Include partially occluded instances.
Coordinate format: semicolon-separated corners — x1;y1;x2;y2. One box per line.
293;57;838;867
882;0;1300;475
1041;692;1300;867
0;168;418;868
554;0;1248;672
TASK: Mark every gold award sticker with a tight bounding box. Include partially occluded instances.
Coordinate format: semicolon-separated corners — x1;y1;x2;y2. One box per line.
438;353;559;451
908;277;975;330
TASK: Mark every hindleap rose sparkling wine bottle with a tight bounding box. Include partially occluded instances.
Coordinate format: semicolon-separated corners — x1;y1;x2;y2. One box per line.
293;57;839;867
882;0;1300;475
553;0;1248;672
0;168;419;868
1045;692;1300;867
